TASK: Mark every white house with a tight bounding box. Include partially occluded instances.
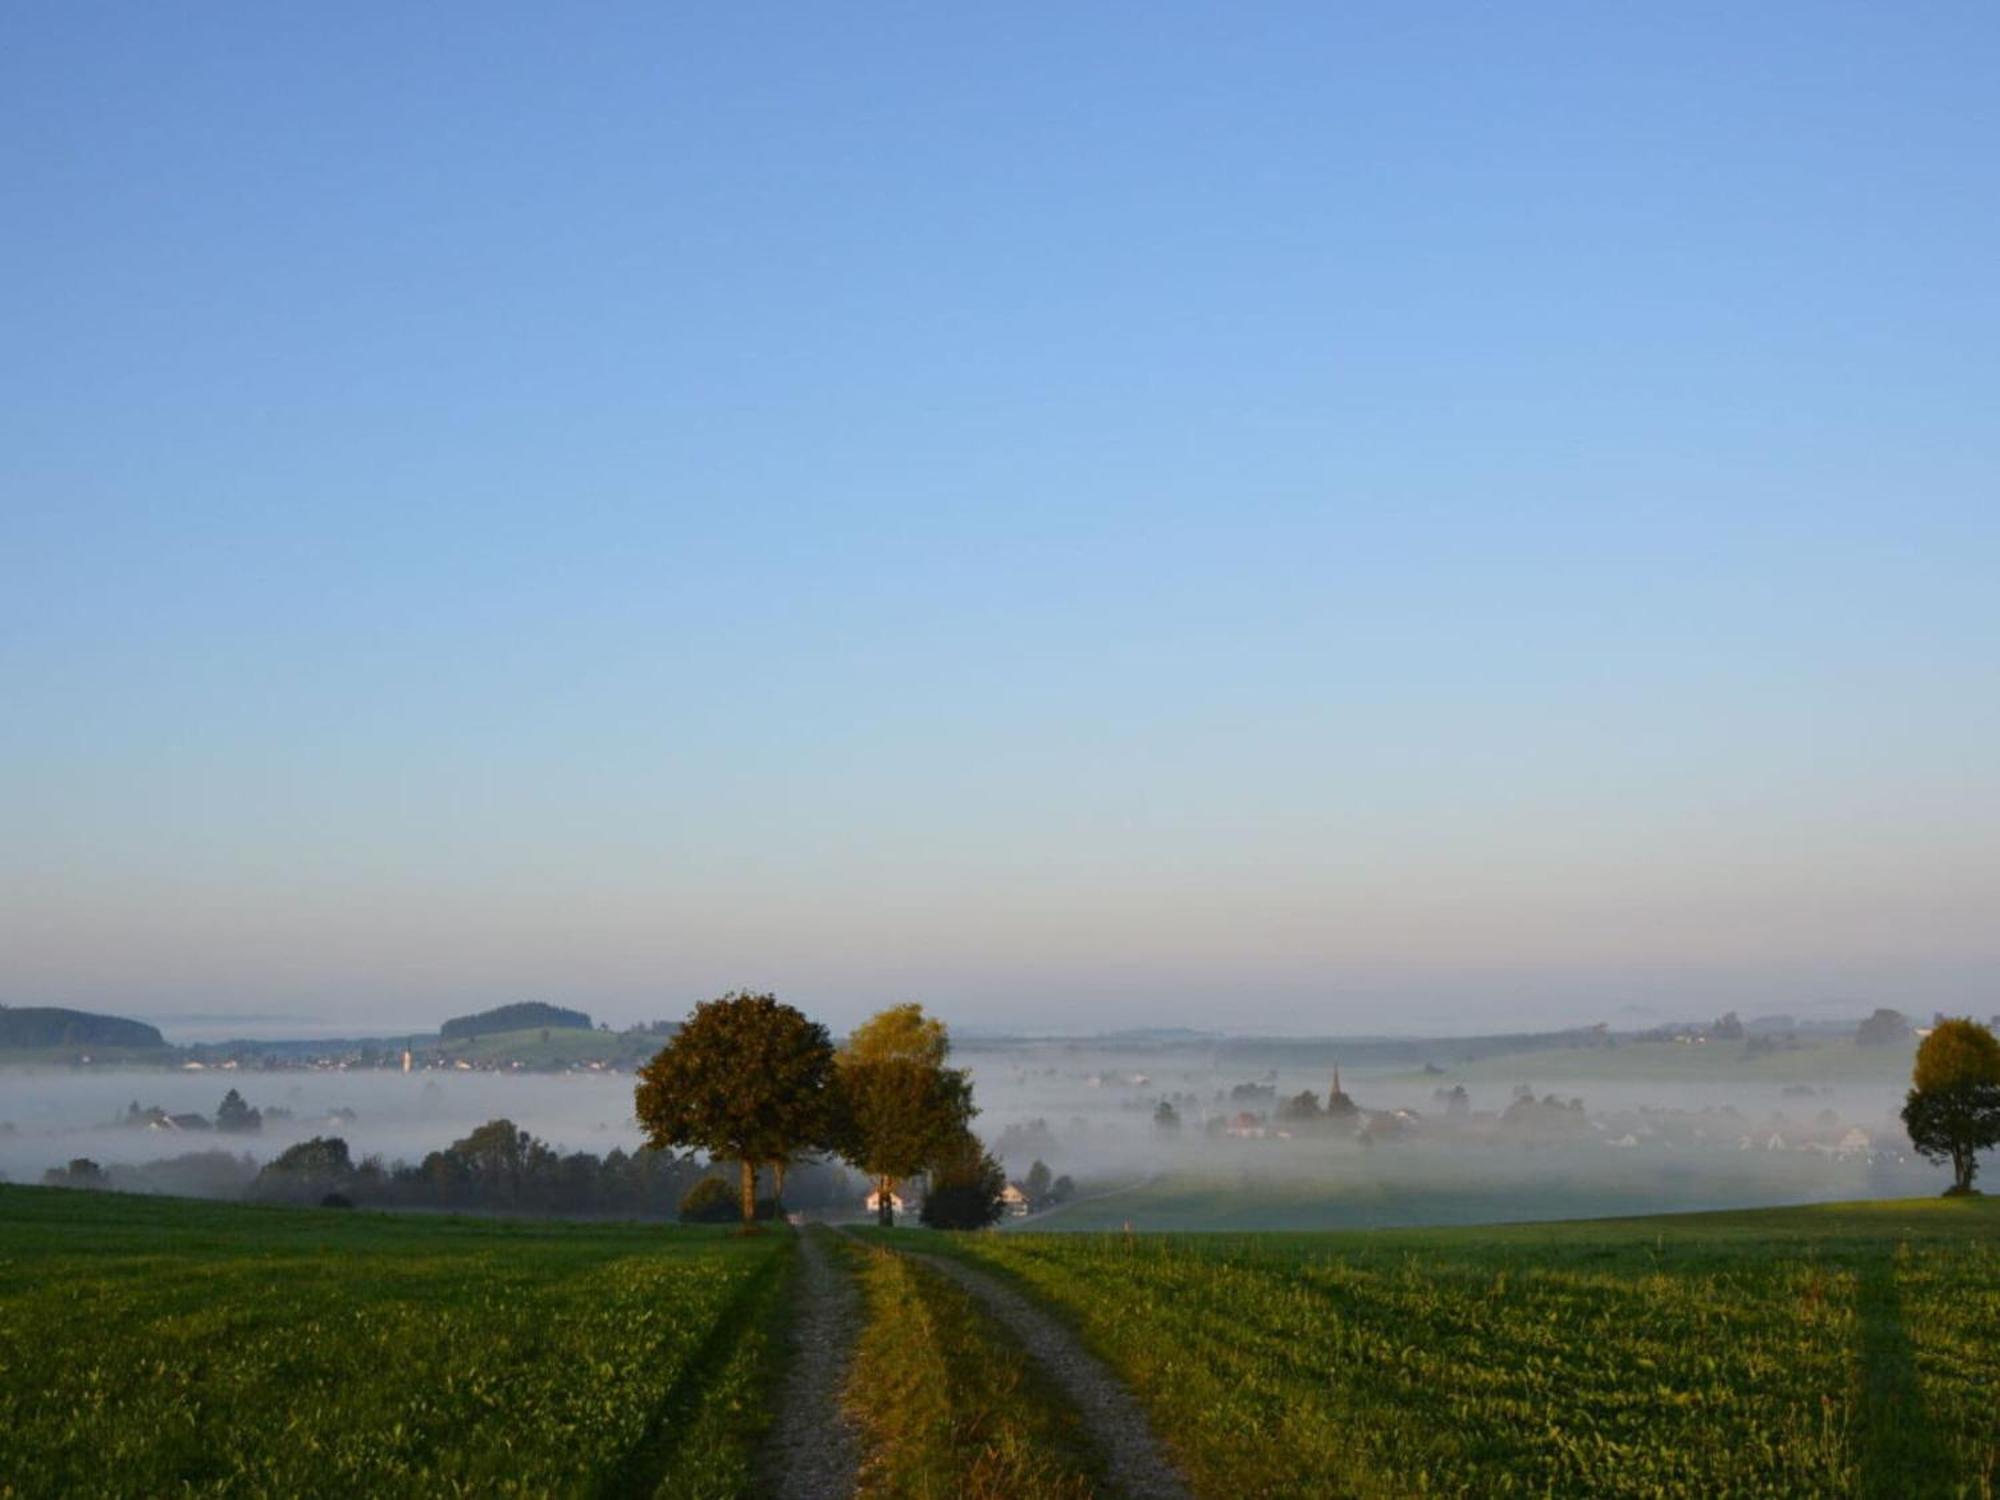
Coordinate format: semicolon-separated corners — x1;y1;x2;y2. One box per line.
999;1183;1032;1216
863;1188;909;1215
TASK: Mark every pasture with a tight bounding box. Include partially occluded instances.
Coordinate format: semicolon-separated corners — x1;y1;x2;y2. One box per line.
0;1186;786;1498
8;1184;1999;1497
899;1197;2000;1497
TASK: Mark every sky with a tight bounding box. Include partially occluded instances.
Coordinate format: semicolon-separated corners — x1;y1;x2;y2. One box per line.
3;4;1997;1039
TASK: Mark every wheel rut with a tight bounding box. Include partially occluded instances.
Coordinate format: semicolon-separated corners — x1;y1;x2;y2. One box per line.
906;1249;1193;1500
760;1228;862;1500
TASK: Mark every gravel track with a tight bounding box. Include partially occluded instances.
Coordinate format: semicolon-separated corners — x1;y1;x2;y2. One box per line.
760;1229;862;1500
909;1250;1193;1500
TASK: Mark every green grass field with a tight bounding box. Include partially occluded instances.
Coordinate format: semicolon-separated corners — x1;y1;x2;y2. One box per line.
0;1186;787;1499
9;1185;1999;1498
893;1198;2000;1498
1028;1152;1895;1232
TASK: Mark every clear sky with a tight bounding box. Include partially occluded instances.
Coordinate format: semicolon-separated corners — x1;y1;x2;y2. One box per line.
4;5;1996;1038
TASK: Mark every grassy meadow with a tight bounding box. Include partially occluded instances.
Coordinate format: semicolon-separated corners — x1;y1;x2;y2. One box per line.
1028;1151;1897;1233
0;1185;788;1499
888;1198;2000;1498
8;1184;1999;1498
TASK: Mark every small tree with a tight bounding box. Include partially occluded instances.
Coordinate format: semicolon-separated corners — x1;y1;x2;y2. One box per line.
1024;1159;1053;1203
44;1157;105;1188
1153;1099;1181;1133
1902;1019;2000;1195
216;1088;262;1134
919;1131;1006;1231
1276;1090;1322;1124
633;992;837;1225
678;1177;739;1224
1857;1008;1912;1047
835;1004;972;1226
452;1119;535;1203
256;1136;355;1203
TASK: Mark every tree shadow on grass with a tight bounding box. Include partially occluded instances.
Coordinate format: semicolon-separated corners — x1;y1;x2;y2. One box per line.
594;1254;784;1500
1854;1246;1958;1499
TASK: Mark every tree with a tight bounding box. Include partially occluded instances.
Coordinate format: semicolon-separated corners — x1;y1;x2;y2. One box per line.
1711;1012;1744;1041
451;1119;537;1202
1024;1159;1053;1204
43;1157;105;1188
919;1131;1006;1231
215;1088;261;1134
1153;1099;1181;1133
1857;1008;1912;1047
678;1177;738;1224
835;1004;972;1226
255;1136;355;1202
1902;1019;2000;1194
1276;1090;1322;1124
633;992;837;1225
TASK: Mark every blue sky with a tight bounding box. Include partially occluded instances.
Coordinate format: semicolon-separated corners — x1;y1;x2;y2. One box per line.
4;4;1996;1036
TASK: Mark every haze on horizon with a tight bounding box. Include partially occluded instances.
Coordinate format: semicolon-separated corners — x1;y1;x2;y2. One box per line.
4;5;1996;1042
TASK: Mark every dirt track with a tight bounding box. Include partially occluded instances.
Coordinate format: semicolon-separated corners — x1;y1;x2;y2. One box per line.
910;1250;1193;1500
760;1229;861;1500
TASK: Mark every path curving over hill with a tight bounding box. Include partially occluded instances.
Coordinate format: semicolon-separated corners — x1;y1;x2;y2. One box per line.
761;1228;862;1500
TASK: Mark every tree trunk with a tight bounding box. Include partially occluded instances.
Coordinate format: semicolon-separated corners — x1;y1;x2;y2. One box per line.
772;1159;788;1203
1955;1144;1977;1193
878;1174;894;1227
740;1158;757;1224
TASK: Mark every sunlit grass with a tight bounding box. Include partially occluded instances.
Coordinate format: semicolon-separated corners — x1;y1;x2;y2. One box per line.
0;1185;788;1498
904;1198;2000;1498
840;1237;1095;1500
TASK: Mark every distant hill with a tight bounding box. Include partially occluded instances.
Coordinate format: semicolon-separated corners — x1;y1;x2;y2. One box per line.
440;1002;592;1040
0;1005;168;1051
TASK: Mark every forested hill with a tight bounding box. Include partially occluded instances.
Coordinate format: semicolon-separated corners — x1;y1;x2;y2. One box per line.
0;1005;168;1051
440;1002;593;1039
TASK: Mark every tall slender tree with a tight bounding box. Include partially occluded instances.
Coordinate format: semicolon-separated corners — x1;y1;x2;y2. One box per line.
835;1003;972;1226
633;992;837;1224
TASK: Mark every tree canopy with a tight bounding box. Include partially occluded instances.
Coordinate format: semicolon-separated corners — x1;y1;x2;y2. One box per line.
440;1001;591;1040
1856;1008;1912;1047
918;1129;1007;1231
1902;1018;2000;1195
633;991;837;1223
837;1004;972;1226
216;1088;262;1134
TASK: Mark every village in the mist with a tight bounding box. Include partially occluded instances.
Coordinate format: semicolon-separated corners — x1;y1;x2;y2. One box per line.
0;1007;1951;1227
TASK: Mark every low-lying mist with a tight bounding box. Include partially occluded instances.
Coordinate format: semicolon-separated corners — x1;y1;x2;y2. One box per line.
0;1032;1963;1227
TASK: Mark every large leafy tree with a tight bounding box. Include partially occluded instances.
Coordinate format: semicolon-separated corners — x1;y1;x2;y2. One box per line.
633;992;837;1224
1902;1018;2000;1194
836;1003;972;1226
